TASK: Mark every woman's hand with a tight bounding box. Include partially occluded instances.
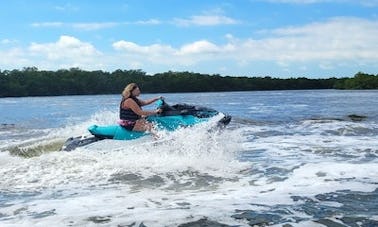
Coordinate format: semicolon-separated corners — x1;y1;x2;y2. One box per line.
155;96;164;101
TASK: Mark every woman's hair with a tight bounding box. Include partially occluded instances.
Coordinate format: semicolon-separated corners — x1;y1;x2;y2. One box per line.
121;83;138;99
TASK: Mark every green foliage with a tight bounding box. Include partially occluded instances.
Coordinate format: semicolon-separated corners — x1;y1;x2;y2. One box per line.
334;72;378;89
0;68;376;97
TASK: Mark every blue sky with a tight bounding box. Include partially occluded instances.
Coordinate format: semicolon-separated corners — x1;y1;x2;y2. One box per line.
0;0;377;78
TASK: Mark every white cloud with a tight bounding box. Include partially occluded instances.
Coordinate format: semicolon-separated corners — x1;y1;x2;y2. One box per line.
361;0;378;7
134;19;161;25
1;39;14;45
259;17;378;61
319;62;335;69
31;20;161;31
179;40;220;55
30;35;100;59
263;0;329;3
54;3;79;12
25;36;103;69
174;15;239;26
112;39;233;67
2;17;377;75
72;22;118;31
31;22;64;28
0;48;31;67
31;22;118;30
113;41;174;56
258;0;378;6
111;17;378;72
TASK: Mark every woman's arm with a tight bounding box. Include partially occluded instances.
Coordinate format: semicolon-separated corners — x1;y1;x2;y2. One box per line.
124;98;160;116
140;96;162;106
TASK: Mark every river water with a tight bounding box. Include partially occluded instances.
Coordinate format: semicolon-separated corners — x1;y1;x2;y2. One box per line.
0;90;377;226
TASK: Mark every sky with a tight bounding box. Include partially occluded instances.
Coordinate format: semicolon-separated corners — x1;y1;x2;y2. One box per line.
0;0;377;78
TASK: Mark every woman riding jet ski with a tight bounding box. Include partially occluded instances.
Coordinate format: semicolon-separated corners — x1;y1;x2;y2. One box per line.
61;83;231;151
118;83;164;136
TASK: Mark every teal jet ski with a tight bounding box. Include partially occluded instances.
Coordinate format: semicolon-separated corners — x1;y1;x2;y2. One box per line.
62;99;231;151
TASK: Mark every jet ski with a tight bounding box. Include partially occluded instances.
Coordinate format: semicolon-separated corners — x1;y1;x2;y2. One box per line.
61;99;231;151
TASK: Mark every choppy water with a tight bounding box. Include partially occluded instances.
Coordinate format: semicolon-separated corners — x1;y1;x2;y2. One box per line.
0;90;377;226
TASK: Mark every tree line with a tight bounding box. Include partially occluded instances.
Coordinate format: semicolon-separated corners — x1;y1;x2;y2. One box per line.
0;67;377;97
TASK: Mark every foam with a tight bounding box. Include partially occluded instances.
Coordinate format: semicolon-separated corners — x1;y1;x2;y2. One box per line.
2;159;376;226
1;100;377;226
0;121;253;226
0;118;245;190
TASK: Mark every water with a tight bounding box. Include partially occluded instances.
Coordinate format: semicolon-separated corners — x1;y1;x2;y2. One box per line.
0;90;377;226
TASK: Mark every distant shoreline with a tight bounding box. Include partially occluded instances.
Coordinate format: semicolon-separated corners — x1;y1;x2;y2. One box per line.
1;68;377;97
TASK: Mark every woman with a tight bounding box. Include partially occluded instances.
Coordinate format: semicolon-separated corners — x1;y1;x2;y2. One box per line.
119;83;162;132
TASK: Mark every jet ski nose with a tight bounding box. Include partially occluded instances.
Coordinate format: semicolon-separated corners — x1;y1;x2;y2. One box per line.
218;115;232;126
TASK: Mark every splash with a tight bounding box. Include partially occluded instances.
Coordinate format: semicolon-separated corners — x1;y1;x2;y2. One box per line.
1;98;377;226
0;110;246;192
1;110;118;157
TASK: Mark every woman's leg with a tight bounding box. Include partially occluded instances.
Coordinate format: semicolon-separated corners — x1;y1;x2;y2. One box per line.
133;119;159;139
133;119;154;132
